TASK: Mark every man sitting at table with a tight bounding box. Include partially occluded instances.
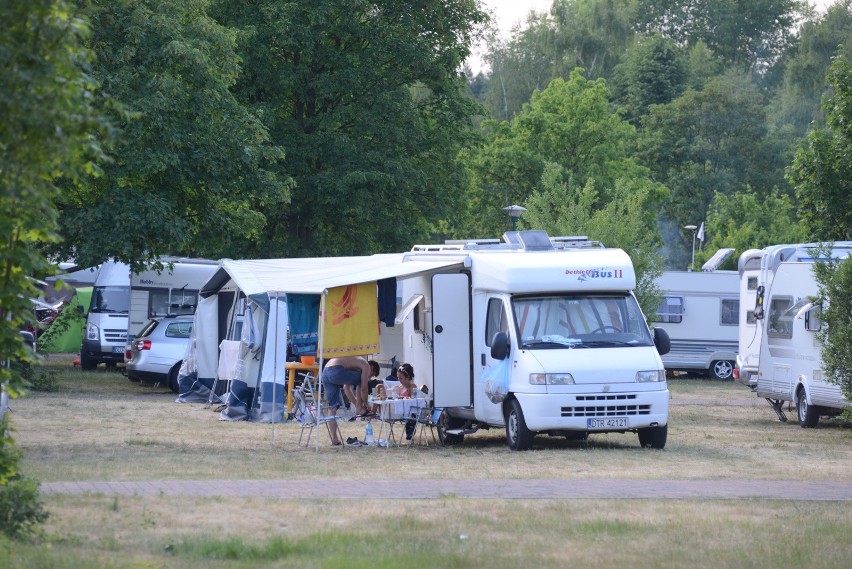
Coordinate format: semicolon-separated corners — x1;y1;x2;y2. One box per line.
321;357;372;445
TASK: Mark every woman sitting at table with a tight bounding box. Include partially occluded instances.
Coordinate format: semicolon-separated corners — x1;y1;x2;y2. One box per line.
396;363;417;397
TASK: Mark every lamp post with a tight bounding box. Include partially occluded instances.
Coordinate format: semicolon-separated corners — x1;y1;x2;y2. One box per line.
503;205;527;231
683;224;697;271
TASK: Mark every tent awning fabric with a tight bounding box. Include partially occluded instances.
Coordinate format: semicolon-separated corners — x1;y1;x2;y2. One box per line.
201;254;463;298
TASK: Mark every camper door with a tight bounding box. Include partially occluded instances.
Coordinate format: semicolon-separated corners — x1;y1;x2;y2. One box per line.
432;273;472;408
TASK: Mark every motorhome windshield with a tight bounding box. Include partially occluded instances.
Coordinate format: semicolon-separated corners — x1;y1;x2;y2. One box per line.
90;286;130;314
513;293;653;349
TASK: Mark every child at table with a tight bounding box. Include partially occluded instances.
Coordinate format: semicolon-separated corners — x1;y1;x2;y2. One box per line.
396;363;416;397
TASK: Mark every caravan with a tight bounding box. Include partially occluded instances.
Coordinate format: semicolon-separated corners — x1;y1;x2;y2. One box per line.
390;232;671;450
653;252;739;379
128;257;219;340
749;242;852;426
80;260;130;370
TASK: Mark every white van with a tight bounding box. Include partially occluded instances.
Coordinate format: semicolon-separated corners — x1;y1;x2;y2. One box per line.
390;231;671;450
754;244;852;426
128;257;219;340
81;260;130;369
653;267;739;379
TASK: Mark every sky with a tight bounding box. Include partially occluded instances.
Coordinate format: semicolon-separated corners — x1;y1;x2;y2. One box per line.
466;0;836;74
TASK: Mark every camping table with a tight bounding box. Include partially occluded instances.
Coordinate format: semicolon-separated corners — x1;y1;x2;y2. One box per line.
370;396;427;446
284;362;319;416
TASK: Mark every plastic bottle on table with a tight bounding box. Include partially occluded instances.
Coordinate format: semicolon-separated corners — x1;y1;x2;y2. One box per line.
365;419;374;445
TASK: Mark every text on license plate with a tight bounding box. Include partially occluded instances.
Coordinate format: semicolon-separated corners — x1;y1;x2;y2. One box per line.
587;417;628;429
112;346;124;353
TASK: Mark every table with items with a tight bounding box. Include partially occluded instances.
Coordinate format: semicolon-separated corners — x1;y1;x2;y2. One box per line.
368;395;428;447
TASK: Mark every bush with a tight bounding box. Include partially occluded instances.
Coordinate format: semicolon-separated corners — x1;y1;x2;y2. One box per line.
0;418;48;540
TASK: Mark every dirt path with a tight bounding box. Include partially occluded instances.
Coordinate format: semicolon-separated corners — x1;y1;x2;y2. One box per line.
40;478;852;500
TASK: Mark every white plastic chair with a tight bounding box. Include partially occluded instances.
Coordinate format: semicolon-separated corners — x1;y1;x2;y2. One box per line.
293;373;344;448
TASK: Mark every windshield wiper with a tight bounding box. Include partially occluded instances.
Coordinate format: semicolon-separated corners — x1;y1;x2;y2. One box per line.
523;337;584;349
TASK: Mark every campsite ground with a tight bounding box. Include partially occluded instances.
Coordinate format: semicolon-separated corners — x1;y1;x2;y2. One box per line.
3;357;852;568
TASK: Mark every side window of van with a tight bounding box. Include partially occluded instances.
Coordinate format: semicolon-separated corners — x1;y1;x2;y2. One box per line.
653;296;683;324
720;298;739;326
485;298;507;347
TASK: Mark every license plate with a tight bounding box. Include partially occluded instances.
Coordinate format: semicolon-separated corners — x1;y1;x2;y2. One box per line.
587;417;628;429
112;346;124;354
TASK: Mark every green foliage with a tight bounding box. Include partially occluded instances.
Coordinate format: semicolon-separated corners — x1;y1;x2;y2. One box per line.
812;252;852;400
51;0;290;271
1;0;110;395
788;53;852;241
611;34;688;124
634;0;802;73
524;163;666;317
0;418;49;540
213;0;487;257
699;189;806;269
462;69;651;239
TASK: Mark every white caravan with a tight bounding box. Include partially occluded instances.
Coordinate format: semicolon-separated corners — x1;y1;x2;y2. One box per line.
81;260;130;369
653;254;739;379
753;243;852;426
128;257;219;340
392;231;671;450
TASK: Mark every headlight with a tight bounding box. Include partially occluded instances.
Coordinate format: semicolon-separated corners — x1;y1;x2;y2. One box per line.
636;370;666;383
530;373;575;385
86;323;99;341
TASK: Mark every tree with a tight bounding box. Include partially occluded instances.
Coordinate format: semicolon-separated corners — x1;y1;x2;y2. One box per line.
696;189;806;269
812;250;852;401
212;0;488;257
523;163;666;317
1;0;103;538
634;0;803;74
610;33;688;124
551;0;636;79
788;53;852;240
51;0;290;272
639;72;783;258
461;69;653;238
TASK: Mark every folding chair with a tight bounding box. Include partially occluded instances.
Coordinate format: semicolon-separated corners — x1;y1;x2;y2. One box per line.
407;407;443;449
292;373;344;448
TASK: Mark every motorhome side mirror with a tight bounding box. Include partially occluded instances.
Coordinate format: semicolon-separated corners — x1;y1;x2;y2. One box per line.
490;331;510;360
653;327;670;356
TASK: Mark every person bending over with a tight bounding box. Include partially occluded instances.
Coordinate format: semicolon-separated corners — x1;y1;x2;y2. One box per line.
321;357;371;445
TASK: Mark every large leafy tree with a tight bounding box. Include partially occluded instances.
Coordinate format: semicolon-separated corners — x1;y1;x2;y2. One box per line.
635;0;803;74
789;53;852;241
462;69;652;237
812;251;852;401
51;0;289;271
1;0;109;391
212;0;488;257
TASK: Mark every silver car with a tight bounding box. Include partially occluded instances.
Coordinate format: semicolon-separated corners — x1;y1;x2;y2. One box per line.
125;316;192;392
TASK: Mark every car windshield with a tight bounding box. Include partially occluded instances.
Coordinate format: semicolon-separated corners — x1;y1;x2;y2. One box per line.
513;293;653;349
89;286;130;313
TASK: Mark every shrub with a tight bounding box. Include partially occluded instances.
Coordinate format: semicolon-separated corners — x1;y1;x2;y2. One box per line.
0;418;49;540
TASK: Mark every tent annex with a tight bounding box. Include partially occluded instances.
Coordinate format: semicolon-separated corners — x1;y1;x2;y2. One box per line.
176;254;463;422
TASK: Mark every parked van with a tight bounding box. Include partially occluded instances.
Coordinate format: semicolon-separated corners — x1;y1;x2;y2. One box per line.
389;231;671;450
81;260;130;369
653;262;739;379
752;243;852;426
128;257;219;340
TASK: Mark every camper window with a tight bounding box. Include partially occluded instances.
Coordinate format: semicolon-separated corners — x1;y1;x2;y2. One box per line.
485;298;508;346
720;299;739;326
767;296;794;339
747;276;758;291
653;296;683;324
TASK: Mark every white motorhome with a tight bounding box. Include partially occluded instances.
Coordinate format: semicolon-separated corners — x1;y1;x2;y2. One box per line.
653;253;739;379
753;243;852;426
391;231;671;450
81;260;130;369
128;257;219;340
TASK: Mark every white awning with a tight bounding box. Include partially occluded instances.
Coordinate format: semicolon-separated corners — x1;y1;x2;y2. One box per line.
202;254;463;297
